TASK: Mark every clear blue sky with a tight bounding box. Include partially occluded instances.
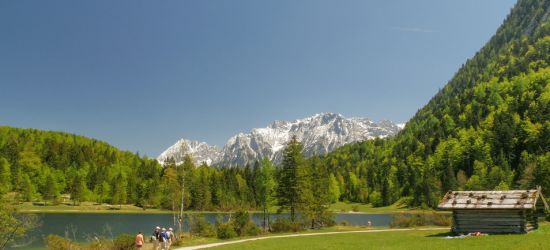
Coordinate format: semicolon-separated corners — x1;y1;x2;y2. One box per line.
0;0;516;157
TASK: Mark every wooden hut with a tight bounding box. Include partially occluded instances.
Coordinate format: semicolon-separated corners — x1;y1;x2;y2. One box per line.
438;188;549;234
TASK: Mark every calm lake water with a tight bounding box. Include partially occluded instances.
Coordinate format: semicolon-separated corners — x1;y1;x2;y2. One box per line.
10;212;392;249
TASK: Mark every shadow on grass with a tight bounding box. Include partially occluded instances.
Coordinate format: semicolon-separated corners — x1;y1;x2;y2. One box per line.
426;231;454;237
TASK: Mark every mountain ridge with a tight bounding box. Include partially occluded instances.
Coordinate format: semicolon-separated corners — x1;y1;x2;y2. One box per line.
157;113;402;166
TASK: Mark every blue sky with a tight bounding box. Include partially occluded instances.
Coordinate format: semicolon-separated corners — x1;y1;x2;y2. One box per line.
0;0;516;157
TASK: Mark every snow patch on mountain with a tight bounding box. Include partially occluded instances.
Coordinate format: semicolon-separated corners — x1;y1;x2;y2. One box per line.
157;113;402;167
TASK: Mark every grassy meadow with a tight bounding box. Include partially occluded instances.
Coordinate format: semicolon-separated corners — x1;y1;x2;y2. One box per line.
206;223;550;250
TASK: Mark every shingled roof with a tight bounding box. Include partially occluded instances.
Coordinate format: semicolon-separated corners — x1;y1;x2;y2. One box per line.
438;189;549;210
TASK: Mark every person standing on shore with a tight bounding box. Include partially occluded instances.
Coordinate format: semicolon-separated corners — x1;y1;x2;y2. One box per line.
152;226;161;250
135;231;144;249
165;228;173;250
160;228;168;250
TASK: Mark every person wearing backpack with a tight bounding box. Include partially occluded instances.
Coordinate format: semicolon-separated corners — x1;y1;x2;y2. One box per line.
165;228;174;250
160;228;168;250
152;226;161;250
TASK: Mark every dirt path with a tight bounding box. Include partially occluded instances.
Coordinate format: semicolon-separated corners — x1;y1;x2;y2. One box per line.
174;227;449;250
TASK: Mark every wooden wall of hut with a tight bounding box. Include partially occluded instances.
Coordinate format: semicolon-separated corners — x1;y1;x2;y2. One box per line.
452;209;537;234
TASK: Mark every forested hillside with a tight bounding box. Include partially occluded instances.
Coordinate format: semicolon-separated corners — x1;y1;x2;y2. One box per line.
0;126;162;206
322;0;550;208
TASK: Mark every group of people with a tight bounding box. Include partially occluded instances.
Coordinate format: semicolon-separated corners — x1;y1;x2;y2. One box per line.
134;226;176;250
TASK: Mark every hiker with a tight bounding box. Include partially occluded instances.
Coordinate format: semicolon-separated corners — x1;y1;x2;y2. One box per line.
160;227;168;250
152;226;161;250
165;228;174;250
135;231;144;249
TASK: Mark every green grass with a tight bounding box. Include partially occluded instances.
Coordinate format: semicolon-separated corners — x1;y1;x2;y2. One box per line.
14;201;209;214
209;223;550;250
328;201;446;214
17;200;441;215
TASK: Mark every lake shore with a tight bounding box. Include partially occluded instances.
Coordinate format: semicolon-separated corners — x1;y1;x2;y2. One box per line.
16;201;448;215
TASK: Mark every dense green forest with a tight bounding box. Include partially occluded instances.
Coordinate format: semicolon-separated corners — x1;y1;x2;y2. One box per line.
0;126;162;206
0;127;331;217
321;0;550;208
0;0;549;213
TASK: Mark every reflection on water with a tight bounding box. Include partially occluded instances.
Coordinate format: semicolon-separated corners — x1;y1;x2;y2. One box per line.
11;212;391;249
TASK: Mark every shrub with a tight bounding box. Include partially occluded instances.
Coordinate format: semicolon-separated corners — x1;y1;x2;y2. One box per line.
244;221;261;236
45;234;82;250
112;234;135;250
339;220;350;226
351;205;360;212
429;213;452;226
233;211;250;236
270;218;302;233
216;222;237;239
232;210;261;236
368;191;383;207
390;213;451;228
318;211;336;227
190;215;216;237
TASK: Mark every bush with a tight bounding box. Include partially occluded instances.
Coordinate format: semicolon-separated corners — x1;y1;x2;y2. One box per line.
339;220;350;226
351;205;360;212
45;234;82;250
112;234;135;250
318;211;336;227
390;213;451;228
368;191;383;207
216;222;237;239
190;215;216;237
430;213;452;226
232;211;261;236
270;218;302;233
233;211;250;236
243;221;261;236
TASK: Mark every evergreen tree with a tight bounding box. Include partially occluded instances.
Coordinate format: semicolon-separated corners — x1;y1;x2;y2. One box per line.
308;157;332;228
43;173;59;205
20;174;35;202
111;172;128;209
0;158;11;194
70;174;87;205
277;136;307;222
328;174;340;203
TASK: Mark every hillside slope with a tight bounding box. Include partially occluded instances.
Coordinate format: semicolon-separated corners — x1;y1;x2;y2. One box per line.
323;0;550;207
0;126;161;206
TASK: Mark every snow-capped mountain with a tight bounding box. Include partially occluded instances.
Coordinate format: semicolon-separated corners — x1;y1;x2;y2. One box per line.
158;113;403;167
157;139;222;166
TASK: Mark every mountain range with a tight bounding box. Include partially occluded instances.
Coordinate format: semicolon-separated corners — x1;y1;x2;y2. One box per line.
157;113;403;167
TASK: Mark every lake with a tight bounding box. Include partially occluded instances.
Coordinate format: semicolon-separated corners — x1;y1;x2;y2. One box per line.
10;212;392;249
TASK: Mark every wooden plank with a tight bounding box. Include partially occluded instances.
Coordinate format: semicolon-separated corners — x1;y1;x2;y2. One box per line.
440;204;534;209
453;210;524;214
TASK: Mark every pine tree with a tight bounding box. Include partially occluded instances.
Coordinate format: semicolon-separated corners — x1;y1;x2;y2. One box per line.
111;172;128;209
309;157;332;228
328;174;340;203
43;173;59;205
0;158;11;194
20;174;35;202
277;136;306;222
70;174;88;205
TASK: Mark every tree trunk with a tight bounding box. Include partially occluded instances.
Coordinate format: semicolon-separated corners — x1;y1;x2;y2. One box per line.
290;206;295;222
